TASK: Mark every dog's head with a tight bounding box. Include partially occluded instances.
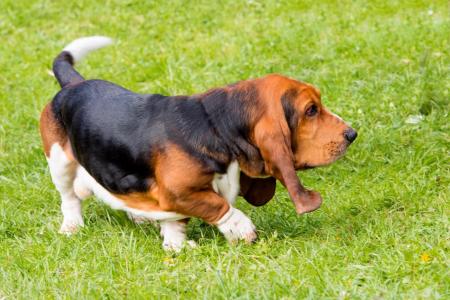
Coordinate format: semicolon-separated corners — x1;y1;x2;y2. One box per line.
278;78;357;169
236;74;357;209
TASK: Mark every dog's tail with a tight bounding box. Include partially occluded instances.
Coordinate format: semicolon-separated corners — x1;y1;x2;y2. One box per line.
53;36;113;88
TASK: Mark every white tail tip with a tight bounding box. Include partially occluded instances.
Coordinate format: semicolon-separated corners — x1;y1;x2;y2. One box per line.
63;36;113;63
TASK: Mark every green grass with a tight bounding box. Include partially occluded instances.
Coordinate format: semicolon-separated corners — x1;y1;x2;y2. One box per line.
0;0;449;298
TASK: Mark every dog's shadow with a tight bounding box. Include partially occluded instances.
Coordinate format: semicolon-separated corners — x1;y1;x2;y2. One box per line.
82;194;374;247
186;195;381;244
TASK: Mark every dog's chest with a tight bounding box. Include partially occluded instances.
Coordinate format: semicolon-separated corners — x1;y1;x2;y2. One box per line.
211;160;240;205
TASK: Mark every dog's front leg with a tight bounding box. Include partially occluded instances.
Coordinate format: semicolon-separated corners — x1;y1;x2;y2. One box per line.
160;188;257;244
160;219;197;252
156;146;257;245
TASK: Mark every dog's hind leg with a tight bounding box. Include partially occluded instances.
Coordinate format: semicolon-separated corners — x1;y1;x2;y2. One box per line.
40;103;83;234
48;144;83;234
156;145;257;245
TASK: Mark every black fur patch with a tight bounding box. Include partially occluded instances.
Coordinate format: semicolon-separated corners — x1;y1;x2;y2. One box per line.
281;88;299;153
281;88;298;131
53;51;84;87
201;85;262;162
51;80;263;194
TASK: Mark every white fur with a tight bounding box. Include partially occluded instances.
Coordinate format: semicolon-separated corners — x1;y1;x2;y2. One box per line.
63;36;113;63
48;144;83;234
160;221;197;252
212;160;240;205
126;211;156;225
50;144;251;246
73;167;93;200
217;207;256;243
331;112;344;122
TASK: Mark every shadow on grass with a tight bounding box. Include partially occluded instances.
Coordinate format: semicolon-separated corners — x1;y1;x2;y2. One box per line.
62;193;396;248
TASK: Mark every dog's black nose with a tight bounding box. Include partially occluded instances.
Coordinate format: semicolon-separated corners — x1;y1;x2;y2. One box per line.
344;129;358;143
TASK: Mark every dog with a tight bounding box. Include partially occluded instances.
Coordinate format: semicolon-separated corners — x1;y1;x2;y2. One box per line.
40;36;357;251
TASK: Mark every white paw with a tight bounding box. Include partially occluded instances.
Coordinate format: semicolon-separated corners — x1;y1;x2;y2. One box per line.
59;218;84;235
162;240;183;252
160;221;192;252
162;239;197;252
162;239;183;252
186;240;198;248
217;207;257;244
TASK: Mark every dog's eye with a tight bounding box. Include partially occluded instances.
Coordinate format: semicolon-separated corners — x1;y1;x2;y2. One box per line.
305;104;318;117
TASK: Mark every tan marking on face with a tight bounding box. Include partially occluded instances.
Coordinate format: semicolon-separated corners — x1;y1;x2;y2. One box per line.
294;102;351;168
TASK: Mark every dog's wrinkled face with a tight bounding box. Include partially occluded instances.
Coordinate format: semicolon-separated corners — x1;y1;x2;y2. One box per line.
239;75;357;210
282;82;357;169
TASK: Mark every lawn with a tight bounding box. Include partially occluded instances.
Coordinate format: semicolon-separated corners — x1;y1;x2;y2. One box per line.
0;0;448;298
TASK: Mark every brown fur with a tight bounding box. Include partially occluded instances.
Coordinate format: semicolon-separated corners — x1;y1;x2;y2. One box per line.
239;173;276;206
39;103;74;160
39;103;66;157
240;75;349;213
108;143;231;224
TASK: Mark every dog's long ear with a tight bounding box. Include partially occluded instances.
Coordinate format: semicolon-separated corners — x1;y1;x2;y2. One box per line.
240;89;298;206
239;172;276;206
252;84;322;214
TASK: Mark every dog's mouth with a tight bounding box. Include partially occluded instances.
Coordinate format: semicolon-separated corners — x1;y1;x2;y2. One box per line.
297;142;349;170
326;140;350;161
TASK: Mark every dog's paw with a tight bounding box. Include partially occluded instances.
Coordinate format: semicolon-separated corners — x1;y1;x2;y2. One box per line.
217;207;257;244
59;218;84;235
162;240;183;252
186;240;198;248
162;239;197;252
160;221;191;252
294;190;322;214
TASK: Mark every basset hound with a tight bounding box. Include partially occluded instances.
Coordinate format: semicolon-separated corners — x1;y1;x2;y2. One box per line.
40;37;357;251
